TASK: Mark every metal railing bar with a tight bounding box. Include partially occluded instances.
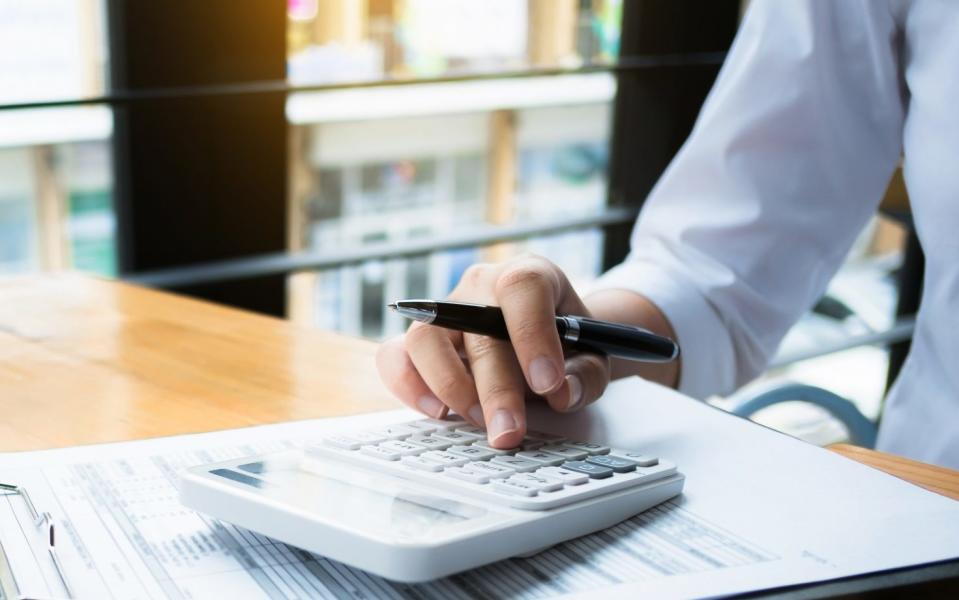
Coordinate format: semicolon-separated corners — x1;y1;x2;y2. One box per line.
768;317;916;369
125;207;639;288
0;53;726;112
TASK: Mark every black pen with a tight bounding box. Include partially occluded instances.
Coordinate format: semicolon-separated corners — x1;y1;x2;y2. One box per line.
388;300;680;363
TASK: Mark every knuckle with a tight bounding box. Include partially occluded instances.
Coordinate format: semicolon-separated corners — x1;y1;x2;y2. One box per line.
433;375;463;401
459;263;489;290
465;334;503;360
494;265;551;297
483;380;523;407
509;316;549;347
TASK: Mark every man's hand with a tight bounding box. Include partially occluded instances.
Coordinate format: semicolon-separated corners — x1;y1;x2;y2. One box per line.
376;254;612;449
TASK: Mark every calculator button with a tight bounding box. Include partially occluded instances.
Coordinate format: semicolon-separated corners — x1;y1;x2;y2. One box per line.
512;473;564;493
379;440;423;456
322;435;362;450
402;456;444;472
472;440;518;455
525;430;567;444
361;445;402;461
516;451;565;466
420;451;469;467
520;437;546;450
611;452;659;467
351;431;388;444
540;445;589;461
538;467;588;486
467;461;515;479
431;431;476;445
402;421;438;434
563;441;610;456
416;418;458;431
407;435;452;451
586;455;637;473
445;466;491;484
374;425;419;440
492;477;539;497
490;456;541;473
446;445;496;461
561;460;614;479
453;425;487;440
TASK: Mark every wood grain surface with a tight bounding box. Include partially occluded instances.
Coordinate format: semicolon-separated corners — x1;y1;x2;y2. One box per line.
2;275;956;503
0;274;395;451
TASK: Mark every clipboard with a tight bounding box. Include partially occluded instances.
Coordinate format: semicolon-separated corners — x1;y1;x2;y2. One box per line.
0;483;73;600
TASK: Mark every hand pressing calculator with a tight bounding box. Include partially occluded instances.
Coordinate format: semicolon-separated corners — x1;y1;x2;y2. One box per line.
180;415;685;582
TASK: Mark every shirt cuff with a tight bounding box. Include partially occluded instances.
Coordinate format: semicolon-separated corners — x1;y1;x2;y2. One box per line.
587;261;737;400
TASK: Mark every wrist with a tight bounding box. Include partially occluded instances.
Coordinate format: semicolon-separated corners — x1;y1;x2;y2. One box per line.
582;289;681;389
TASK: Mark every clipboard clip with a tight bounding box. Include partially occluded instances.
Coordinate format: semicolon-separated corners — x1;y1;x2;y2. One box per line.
0;482;74;600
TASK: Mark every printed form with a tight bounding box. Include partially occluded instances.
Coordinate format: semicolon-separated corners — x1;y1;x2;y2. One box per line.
1;379;958;598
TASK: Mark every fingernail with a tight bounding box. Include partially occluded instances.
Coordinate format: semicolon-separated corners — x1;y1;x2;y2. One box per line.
566;374;583;411
468;404;485;426
489;409;519;442
529;356;560;393
416;395;445;418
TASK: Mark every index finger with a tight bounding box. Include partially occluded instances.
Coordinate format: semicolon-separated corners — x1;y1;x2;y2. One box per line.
493;258;565;395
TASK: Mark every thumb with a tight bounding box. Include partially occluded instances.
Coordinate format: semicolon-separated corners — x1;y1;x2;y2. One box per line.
544;352;611;413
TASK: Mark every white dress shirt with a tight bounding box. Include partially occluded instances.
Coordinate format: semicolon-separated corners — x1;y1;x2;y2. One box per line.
594;0;959;468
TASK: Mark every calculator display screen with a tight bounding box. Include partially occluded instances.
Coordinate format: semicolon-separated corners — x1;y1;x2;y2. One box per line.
209;455;498;542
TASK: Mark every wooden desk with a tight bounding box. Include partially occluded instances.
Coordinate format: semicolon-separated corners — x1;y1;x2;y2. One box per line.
2;275;957;502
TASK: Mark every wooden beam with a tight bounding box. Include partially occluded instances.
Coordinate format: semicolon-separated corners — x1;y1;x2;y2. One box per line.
528;0;579;67
31;146;71;271
484;109;517;262
313;0;369;46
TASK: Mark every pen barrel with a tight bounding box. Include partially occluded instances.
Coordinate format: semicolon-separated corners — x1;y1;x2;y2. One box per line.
433;303;511;339
564;317;679;363
428;303;678;363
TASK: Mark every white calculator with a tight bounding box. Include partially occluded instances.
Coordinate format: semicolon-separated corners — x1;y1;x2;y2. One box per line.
180;415;685;582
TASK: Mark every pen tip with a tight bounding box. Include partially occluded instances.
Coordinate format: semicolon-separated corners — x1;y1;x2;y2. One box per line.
387;302;397;310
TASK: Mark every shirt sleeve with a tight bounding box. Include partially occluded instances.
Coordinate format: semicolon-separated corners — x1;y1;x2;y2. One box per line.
590;0;905;399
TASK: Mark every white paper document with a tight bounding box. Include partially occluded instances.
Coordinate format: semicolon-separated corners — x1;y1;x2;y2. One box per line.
1;379;957;598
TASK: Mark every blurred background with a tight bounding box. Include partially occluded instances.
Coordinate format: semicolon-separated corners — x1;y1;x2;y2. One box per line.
0;0;919;447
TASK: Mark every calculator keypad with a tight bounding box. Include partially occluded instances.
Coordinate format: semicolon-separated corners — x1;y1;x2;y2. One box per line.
307;418;676;511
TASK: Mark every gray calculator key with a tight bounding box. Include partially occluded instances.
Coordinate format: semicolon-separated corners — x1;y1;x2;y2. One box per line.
453;425;487;440
431;431;477;445
561;460;614;479
563;441;610;456
380;440;424;456
420;450;469;467
490;456;541;473
586;455;637;473
538;466;588;485
520;437;546;450
492;477;539;497
612;451;659;467
402;456;444;472
540;445;589;461
447;445;496;461
472;439;518;455
525;430;567;444
445;466;491;484
467;461;514;479
407;435;452;450
513;473;564;492
361;445;402;461
516;450;565;466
